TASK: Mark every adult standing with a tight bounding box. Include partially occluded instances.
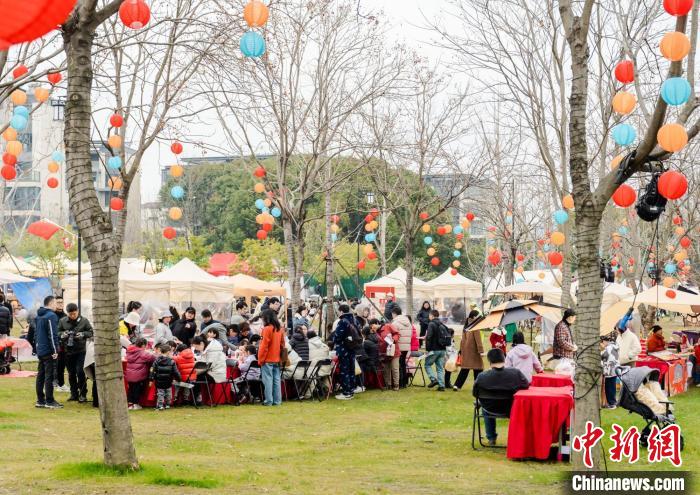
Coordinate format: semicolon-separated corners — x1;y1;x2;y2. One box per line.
390;306;412;388
383;293;398;322
453;310;484;391
333;304;358;400
416;301;431;342
53;296;69;392
0;293;12;336
616;318;641;367
424;310;448;391
35;296;62;409
378;319;401;391
58;303;93;402
353;302;370;330
172;307;197;346
258;309;284;406
550;309;577;369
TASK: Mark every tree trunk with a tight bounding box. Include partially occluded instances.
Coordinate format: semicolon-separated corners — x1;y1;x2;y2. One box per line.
404;235;415;317
64;24;138;469
379;197;388;276
324;180;335;300
560;219;574;308
282;216;304;314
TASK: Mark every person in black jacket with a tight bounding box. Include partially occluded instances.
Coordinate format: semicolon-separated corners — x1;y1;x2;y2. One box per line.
416;301;431;342
52;296;69;391
290;324;310;361
58;303;93;402
151;343;181;410
424;310;448;391
172;307;197;346
0;293;12;336
383;294;398;322
360;324;380;371
34;296;62;409
473;349;529;446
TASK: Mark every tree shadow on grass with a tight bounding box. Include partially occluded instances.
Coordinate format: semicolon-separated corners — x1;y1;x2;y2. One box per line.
55;462;220;489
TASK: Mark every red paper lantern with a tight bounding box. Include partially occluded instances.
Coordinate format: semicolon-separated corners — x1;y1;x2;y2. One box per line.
330;214;340;223
466;212;475;221
456;233;464;240
253;166;266;178
12;65;28;79
2;153;16;166
516;253;525;262
612;184;636;207
450;268;458;276
548;251;563;266
170;141;183;155
163;227;176;240
119;0;151;29
47;177;59;188
664;0;694;16
370;208;379;217
364;214;373;223
256;229;268;240
430;257;440;266
487;226;497;232
628;257;635;265
110;197;124;211
610;259;618;267
666;289;677;299
680;236;692;248
487;251;502;266
1;165;16;180
436;226;446;236
657;170;688;200
110;113;124;128
357;260;366;270
0;1;77;49
262;222;273;232
47;71;62;85
614;60;634;84
367;251;377;260
673;215;683;225
419;212;429;221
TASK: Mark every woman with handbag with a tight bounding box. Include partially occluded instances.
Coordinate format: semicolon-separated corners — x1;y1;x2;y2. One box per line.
378;321;401;391
452;310;484;391
258;309;286;406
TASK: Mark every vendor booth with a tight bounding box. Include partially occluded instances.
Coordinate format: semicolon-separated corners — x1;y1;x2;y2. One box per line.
229;273;286;301
149;258;235;304
364;267;433;312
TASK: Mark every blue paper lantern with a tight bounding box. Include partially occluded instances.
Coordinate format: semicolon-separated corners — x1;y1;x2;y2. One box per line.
553;210;569;225
453;250;461;258
618;226;628;235
13;106;29;118
254;198;265;210
10;114;27;130
454;225;463;234
271;207;281;218
505;216;513;224
538;262;545;269
262;206;269;213
170;185;184;199
107;156;122;169
240;31;266;58
365;233;376;243
423;236;433;245
487;239;495;245
661;78;692;106
543;244;550;252
52;151;65;163
664;262;677;274
331;233;338;242
612;124;636;146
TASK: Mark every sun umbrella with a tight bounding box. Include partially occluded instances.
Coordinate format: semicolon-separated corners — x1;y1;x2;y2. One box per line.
471;299;561;331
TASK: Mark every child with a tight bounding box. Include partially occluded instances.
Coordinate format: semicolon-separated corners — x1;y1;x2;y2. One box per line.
227;324;240;346
151;344;181;410
489;327;507;354
174;343;196;402
125;337;155;410
234;345;260;403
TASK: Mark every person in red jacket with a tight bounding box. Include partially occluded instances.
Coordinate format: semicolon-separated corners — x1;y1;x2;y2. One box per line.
489;328;507;355
378;322;400;391
258;309;285;406
124;337;155;410
174;343;196;403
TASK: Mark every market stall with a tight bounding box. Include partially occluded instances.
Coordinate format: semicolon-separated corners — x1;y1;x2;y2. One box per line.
229;273;286;301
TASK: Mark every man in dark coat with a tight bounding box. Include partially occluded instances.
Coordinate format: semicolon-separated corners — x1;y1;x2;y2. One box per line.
383;294;398;322
333;304;358;400
172;307;197;346
0;293;12;336
35;295;62;408
58;303;93;402
53;295;69;391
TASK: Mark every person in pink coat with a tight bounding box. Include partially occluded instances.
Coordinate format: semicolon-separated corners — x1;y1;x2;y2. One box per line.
124;337;156;409
504;332;543;383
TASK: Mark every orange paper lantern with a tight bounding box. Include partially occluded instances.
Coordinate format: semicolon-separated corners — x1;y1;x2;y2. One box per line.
660;32;690;61
562;194;574;209
609;154;624;170
612;91;636;115
243;1;269;27
108;177;123;190
34;87;50;102
6;140;22;156
170;165;184;178
657;123;688;152
254;182;265;193
10;90;26;105
169;207;183;220
427;247;436;256
47;161;59;173
550;231;566;246
108;134;122;149
663;276;675;288
2;128;17;141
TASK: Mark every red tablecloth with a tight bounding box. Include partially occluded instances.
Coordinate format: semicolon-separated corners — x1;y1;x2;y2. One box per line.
507;386;574;460
636;357;670;379
531;373;573;388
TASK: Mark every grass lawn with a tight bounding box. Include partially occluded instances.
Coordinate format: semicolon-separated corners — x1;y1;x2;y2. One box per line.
1;369;698;495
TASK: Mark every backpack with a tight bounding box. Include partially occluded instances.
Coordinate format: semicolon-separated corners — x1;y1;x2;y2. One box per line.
345;319;362;351
437;323;452;348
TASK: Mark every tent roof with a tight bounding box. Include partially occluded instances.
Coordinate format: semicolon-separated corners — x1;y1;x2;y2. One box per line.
150;258;235;303
490;281;562;295
364;267;432;299
0;256;44;277
0;270;35;284
601;285;700;335
426;268;482;299
228;273;286;299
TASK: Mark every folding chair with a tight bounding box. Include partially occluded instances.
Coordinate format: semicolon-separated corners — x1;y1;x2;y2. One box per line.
406;355;426;387
220;362;241;406
241;361;264;404
326;360;339;400
471;389;513;450
192;363;216;407
283;360;312;400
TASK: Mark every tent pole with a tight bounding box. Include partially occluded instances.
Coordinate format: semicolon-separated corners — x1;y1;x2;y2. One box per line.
77;234;82;314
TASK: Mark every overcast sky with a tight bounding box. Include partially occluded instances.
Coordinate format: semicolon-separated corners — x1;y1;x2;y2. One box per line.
141;0;451;201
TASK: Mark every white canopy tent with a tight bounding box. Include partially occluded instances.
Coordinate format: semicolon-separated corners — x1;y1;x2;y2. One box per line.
364;267;433;300
227;273;286;300
601;285;700;335
0;270;35;284
149;258;235;304
490;281;563;306
570;281;634;310
426;268;482;299
0;256;44;277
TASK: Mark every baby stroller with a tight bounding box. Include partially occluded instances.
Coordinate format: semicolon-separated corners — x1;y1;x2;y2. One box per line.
0;340;16;374
616;366;683;450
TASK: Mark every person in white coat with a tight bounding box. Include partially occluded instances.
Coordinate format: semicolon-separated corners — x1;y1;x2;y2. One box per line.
154;312;175;347
200;334;227;383
616;322;641;367
390;306;412;388
505;332;543;383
